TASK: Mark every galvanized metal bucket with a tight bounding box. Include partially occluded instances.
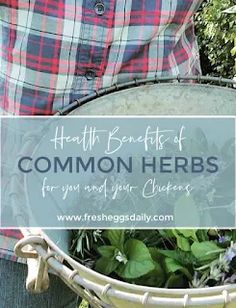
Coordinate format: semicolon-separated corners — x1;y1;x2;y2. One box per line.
14;76;236;308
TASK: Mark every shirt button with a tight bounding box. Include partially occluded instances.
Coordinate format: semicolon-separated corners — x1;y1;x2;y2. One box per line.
94;2;105;16
85;70;96;80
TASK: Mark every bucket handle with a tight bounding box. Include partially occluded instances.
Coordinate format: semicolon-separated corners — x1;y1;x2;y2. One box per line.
14;235;105;307
14;235;50;293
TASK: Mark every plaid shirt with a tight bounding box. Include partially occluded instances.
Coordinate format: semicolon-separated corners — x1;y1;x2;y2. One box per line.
0;0;202;262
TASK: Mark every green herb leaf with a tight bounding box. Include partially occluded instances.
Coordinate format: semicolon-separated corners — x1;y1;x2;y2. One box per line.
149;247;165;263
176;236;191;252
159;249;196;266
97;246;117;258
164;258;192;280
95;257;119;275
191;241;223;263
106;230;125;251
135;261;165;287
116;239;155;279
177;230;198;241
197;230;209;242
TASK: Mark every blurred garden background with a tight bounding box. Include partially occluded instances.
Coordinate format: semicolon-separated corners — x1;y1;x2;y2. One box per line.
195;0;236;78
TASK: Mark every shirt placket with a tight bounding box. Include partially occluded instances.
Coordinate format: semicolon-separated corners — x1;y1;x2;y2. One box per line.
75;0;115;93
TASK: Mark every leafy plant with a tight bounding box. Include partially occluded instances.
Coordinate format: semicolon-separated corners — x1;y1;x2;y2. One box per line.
71;229;236;289
195;0;236;78
95;230;155;279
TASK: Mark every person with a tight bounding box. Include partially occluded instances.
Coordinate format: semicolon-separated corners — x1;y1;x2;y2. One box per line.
0;0;203;306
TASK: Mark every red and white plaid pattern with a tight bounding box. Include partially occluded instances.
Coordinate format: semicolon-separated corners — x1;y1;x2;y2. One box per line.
0;0;202;115
0;0;202;261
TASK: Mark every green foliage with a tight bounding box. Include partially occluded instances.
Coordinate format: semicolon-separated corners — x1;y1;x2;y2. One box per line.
71;229;236;289
104;229;124;250
191;241;224;263
116;239;155;279
195;0;236;78
95;231;155;279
